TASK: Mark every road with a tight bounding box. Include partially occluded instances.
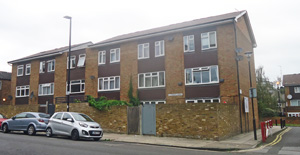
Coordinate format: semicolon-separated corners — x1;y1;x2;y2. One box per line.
0;132;231;155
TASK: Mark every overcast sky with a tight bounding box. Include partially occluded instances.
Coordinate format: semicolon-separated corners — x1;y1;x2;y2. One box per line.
1;0;299;82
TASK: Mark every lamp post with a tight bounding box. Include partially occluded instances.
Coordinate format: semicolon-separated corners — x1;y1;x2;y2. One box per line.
245;51;257;140
64;16;72;112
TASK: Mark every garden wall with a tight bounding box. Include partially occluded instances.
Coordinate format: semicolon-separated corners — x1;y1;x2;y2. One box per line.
0;104;39;118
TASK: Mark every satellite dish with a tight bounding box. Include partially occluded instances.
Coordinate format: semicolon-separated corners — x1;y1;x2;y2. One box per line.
287;94;292;100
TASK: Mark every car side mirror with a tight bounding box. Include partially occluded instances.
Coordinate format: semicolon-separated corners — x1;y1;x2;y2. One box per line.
12;116;16;120
67;118;74;122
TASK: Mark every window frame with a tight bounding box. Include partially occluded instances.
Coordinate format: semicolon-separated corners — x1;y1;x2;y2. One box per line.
138;43;150;59
47;59;55;72
183;35;195;52
16;85;30;98
39;61;45;73
98;76;120;91
140;101;166;105
201;31;217;50
0;81;2;90
98;50;106;65
155;40;165;57
290;100;300;106
77;54;86;67
185;98;220;103
294;87;300;93
38;83;54;96
17;65;24;76
185;65;219;85
110;48;120;63
66;79;85;94
25;64;31;75
138;71;165;89
67;56;76;69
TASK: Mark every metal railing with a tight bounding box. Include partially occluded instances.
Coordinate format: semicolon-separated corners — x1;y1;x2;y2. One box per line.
55;95;88;104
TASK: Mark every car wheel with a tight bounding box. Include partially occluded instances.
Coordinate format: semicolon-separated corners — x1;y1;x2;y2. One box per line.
71;129;79;141
27;125;36;136
2;124;10;133
46;127;52;137
93;138;101;141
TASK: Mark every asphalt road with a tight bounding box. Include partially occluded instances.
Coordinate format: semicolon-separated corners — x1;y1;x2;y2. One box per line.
0;132;233;155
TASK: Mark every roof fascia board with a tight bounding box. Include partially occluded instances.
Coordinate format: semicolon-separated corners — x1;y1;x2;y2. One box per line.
8;52;63;64
90;19;233;48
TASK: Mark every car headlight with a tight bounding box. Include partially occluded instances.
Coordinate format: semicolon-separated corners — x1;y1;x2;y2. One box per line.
79;122;88;128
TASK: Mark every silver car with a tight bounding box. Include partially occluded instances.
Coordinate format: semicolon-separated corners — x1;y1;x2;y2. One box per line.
46;112;103;141
1;112;50;135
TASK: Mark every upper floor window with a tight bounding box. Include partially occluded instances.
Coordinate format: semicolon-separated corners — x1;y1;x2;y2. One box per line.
155;40;164;57
98;76;120;91
294;87;300;93
110;48;120;63
183;35;195;52
67;79;85;94
77;54;86;67
98;51;106;65
67;56;76;69
291;100;300;106
25;64;31;75
185;65;219;85
47;60;55;72
40;61;45;73
201;31;217;50
17;65;24;76
39;83;54;96
138;43;149;59
16;85;29;97
139;71;165;88
0;81;2;90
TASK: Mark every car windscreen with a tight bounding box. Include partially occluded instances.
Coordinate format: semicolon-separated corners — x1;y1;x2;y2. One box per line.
0;114;5;119
39;114;50;118
72;114;94;122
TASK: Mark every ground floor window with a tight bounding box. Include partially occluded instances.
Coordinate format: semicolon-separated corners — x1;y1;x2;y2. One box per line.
290;100;300;106
140;101;166;105
288;112;300;117
16;85;30;97
67;80;85;94
98;76;120;91
185;98;220;103
39;83;54;96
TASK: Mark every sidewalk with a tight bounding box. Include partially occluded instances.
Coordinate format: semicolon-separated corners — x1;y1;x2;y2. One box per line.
102;126;283;151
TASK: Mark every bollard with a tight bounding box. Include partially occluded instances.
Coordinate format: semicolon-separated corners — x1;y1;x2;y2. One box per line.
261;122;266;142
280;118;283;129
275;119;277;126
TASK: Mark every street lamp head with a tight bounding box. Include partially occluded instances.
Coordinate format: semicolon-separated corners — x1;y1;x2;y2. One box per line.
64;16;72;20
245;51;253;58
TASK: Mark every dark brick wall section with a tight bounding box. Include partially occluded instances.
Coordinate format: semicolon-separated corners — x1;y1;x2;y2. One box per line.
15;97;29;105
185;85;220;99
138;88;165;100
98;92;120;100
0;104;39;118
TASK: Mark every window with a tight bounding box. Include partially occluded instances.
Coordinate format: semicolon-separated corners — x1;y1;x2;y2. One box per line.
294;87;300;93
141;101;166;105
138;43;149;59
39;61;45;73
16;85;30;97
201;31;217;50
26;114;36;118
25;64;31;75
185;65;219;85
77;54;86;67
67;56;76;69
17;65;24;76
139;71;165;88
291;100;300;106
98;51;106;65
183;35;195;52
62;113;72;121
155;40;164;57
38;83;54;96
185;98;220;103
110;48;120;63
0;81;2;90
47;60;55;72
15;113;27;119
53;113;63;119
98;76;120;91
66;79;85;94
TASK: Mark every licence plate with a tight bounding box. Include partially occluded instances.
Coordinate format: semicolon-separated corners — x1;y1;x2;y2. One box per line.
93;131;100;134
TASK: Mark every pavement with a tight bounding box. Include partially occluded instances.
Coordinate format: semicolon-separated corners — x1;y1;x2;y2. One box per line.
102;126;283;151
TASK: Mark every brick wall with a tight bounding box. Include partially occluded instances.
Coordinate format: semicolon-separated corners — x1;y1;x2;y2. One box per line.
11;64;17;105
85;48;99;98
0;80;11;104
0;104;39;118
54;53;67;104
29;60;40;104
263;117;300;125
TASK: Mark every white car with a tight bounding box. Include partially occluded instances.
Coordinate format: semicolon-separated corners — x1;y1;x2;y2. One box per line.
46;112;103;141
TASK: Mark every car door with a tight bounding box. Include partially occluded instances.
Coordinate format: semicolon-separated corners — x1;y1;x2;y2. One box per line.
60;113;74;135
9;113;27;130
50;113;63;134
23;113;37;131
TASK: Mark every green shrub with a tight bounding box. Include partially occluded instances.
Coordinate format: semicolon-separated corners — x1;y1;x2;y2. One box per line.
87;95;130;111
261;108;278;118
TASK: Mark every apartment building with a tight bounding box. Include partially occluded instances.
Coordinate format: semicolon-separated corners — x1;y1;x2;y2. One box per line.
0;71;11;104
8;11;258;129
283;73;300;117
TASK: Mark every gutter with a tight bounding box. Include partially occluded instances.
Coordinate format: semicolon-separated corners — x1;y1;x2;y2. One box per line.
8;52;63;64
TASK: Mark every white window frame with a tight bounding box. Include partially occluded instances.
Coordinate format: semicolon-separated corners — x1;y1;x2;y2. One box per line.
40;61;45;73
138;43;150;59
66;79;85;94
183;35;195;52
16;85;30;97
110;48;120;63
141;101;166;105
201;31;217;50
67;56;76;69
138;71;165;89
25;64;31;75
38;83;54;96
47;60;55;72
185;65;219;85
155;40;164;57
98;76;120;91
17;65;24;76
185;98;220;103
290;100;300;106
77;54;86;67
294;87;300;93
98;51;106;65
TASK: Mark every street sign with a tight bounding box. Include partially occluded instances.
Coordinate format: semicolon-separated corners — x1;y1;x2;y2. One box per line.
249;88;257;98
244;97;249;113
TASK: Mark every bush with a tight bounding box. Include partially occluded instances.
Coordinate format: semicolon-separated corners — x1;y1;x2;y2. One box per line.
87;95;131;111
261;108;278;118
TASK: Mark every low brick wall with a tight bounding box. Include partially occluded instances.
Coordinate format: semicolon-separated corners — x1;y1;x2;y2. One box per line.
263;117;300;125
156;103;240;140
55;103;127;133
0;104;39;118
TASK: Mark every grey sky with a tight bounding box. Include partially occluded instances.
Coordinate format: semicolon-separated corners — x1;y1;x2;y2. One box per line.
1;0;299;82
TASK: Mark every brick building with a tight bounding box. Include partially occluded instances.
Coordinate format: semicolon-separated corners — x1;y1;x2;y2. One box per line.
8;10;258;132
0;71;11;104
283;73;300;117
